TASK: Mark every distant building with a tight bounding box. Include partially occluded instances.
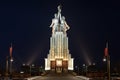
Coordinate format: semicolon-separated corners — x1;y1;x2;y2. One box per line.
45;5;74;73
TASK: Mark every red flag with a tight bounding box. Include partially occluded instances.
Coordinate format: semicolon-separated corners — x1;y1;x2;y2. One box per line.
104;42;108;56
9;43;12;57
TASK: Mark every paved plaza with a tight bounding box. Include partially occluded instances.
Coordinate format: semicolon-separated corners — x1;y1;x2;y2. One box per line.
27;73;85;80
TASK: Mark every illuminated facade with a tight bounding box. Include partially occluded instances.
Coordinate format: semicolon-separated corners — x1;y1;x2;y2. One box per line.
45;6;74;72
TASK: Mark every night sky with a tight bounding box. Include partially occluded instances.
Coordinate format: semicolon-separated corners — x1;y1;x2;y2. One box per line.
0;0;120;68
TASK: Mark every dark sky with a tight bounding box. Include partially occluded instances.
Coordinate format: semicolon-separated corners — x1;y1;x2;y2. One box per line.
0;0;120;68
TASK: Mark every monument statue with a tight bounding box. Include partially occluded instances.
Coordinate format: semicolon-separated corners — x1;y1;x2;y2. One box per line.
60;16;70;34
50;5;70;35
50;13;59;34
45;5;74;72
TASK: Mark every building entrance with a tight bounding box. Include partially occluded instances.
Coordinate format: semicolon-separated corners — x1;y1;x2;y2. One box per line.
56;59;62;73
51;60;68;73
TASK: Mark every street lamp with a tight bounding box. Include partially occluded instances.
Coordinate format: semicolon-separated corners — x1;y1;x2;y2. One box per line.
10;58;13;62
82;64;87;76
10;58;14;73
29;64;35;77
6;56;9;76
9;43;13;79
20;71;24;79
10;57;13;79
107;55;110;80
103;57;107;62
103;42;110;80
30;65;31;77
32;64;35;67
75;66;78;74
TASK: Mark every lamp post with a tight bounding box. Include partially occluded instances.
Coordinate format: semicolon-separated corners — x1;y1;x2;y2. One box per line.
107;55;110;80
30;64;34;77
9;43;13;79
30;65;31;77
83;64;87;76
103;42;110;80
75;66;78;75
85;65;87;76
6;56;9;76
20;71;24;79
10;57;13;79
103;56;110;80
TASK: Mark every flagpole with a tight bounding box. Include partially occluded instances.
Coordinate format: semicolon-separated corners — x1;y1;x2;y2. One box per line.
107;55;110;80
104;42;110;80
9;43;13;79
10;57;13;77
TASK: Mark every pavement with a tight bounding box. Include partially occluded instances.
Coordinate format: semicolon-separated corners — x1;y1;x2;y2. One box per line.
26;72;90;80
27;76;84;80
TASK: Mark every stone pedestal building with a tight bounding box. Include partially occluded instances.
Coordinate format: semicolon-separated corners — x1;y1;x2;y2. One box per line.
45;6;74;73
